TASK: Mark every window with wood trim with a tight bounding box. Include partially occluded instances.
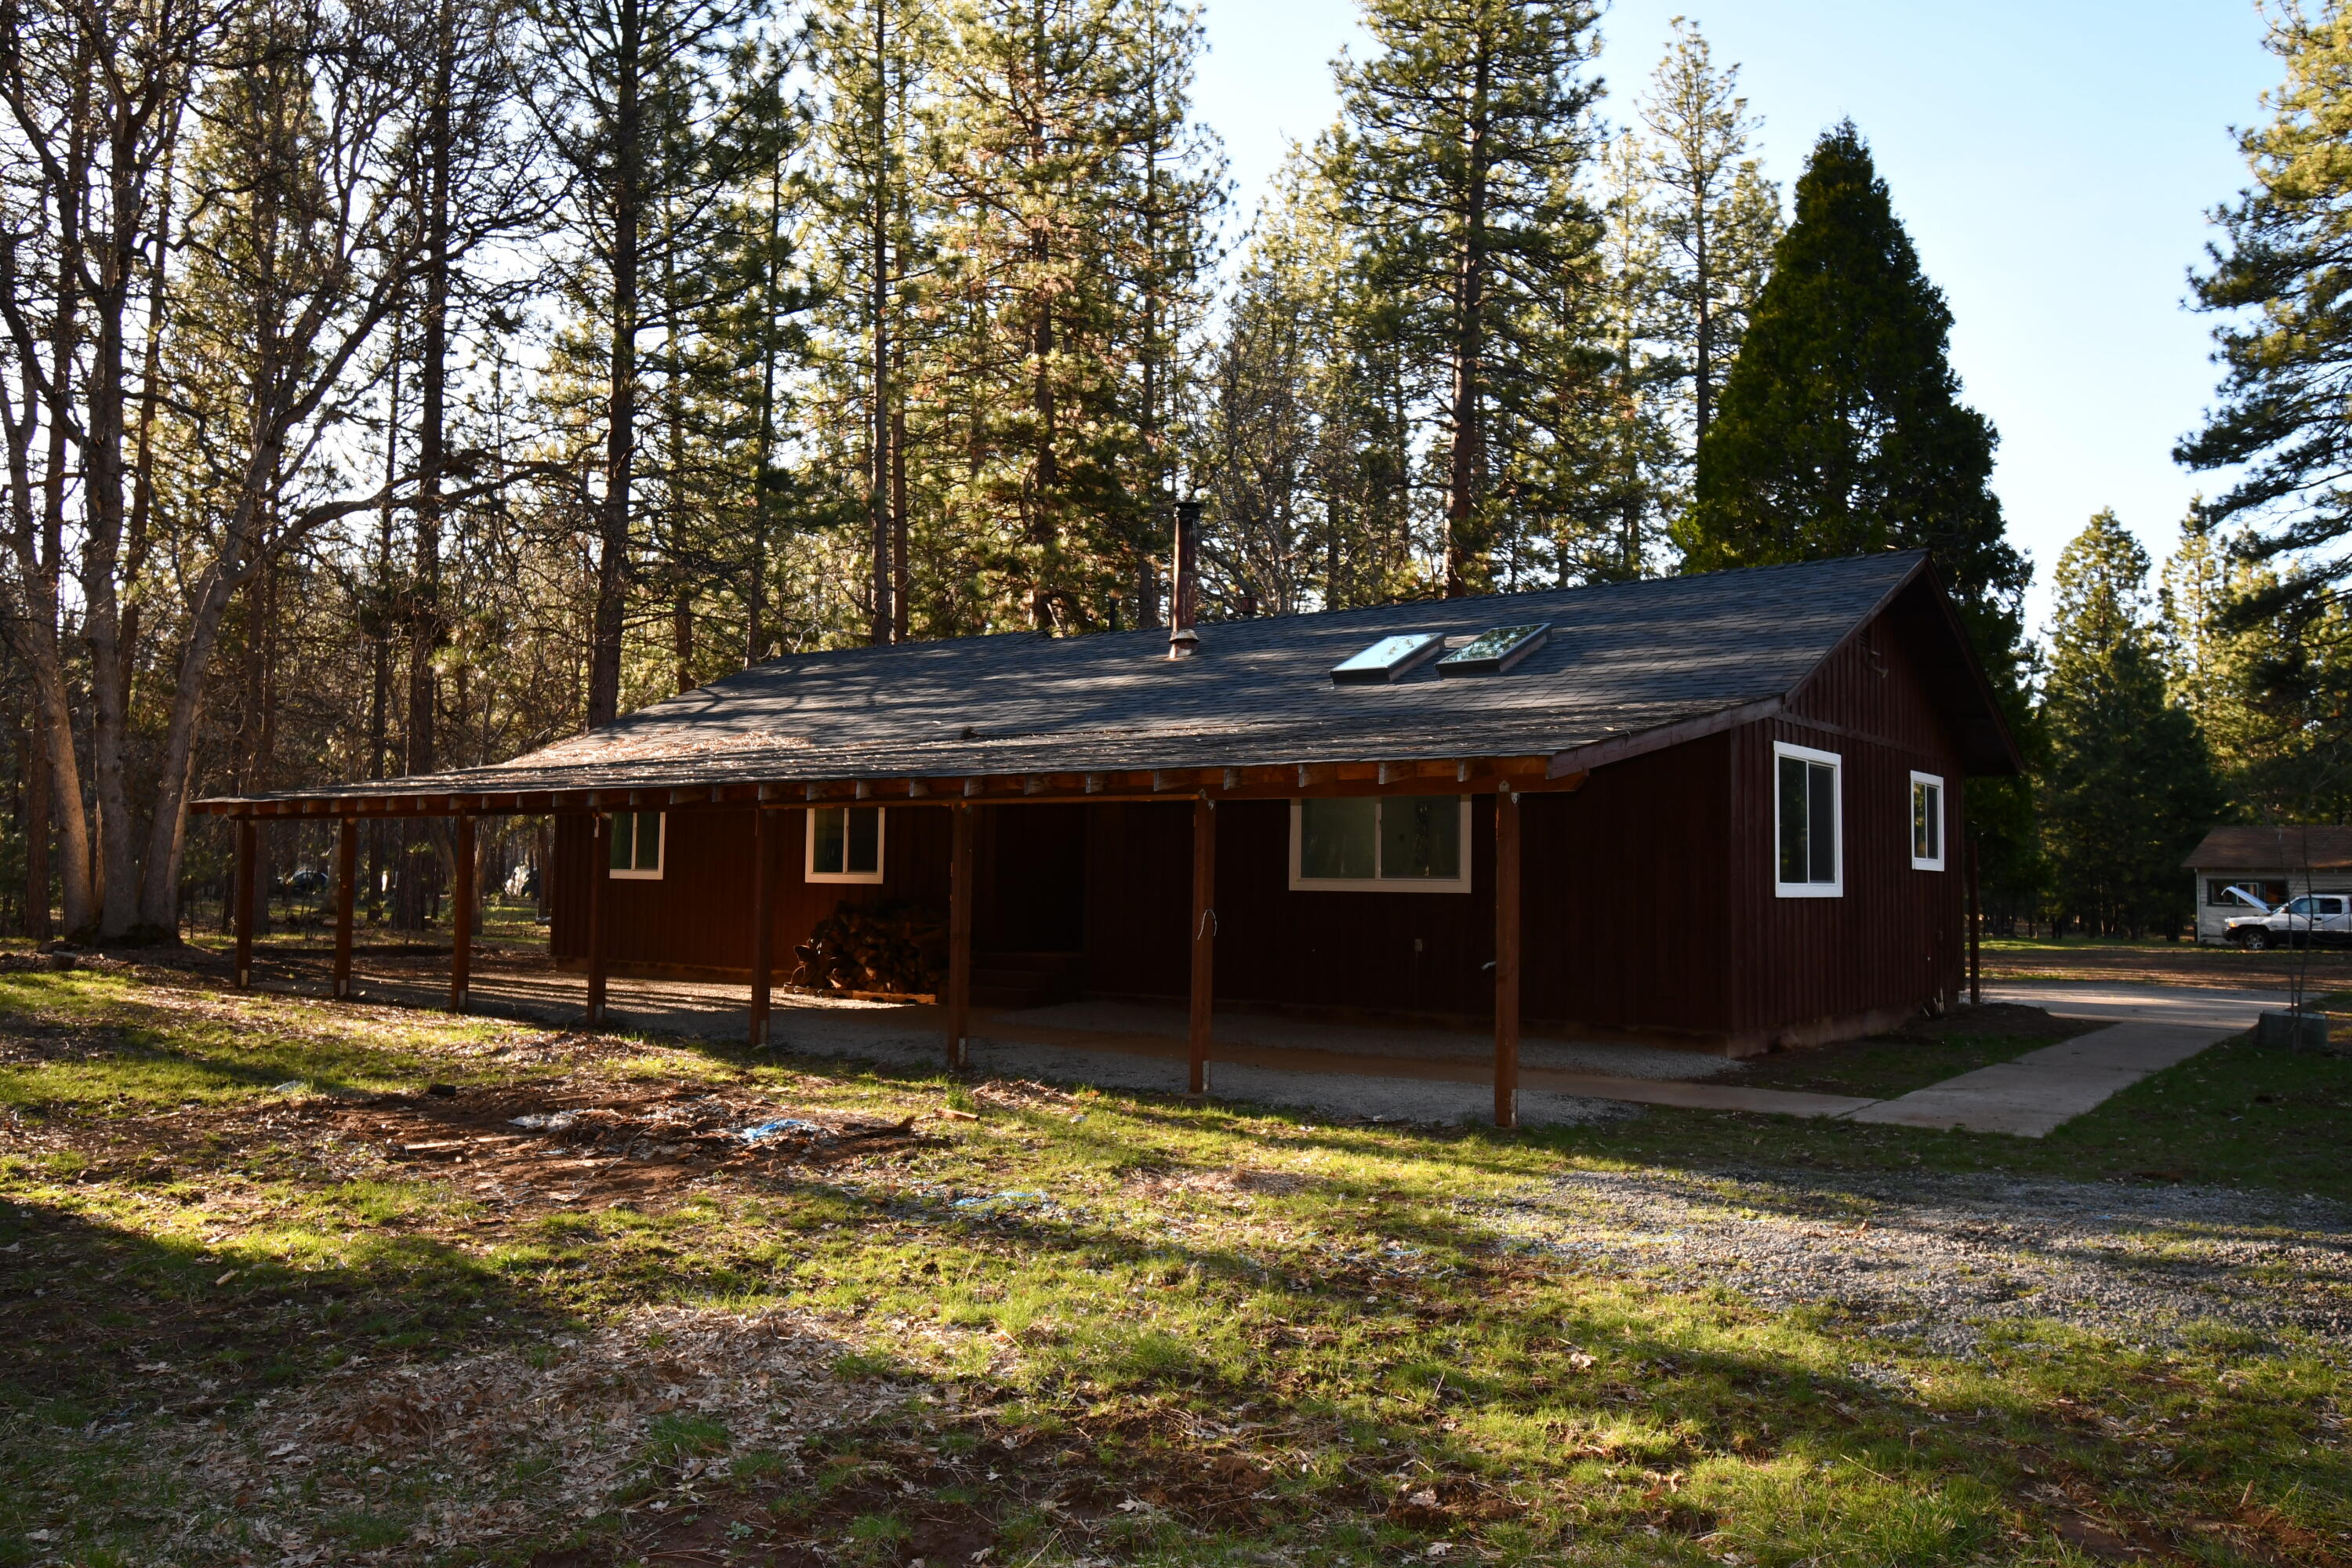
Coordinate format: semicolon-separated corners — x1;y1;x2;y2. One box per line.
607;811;664;880
807;805;884;883
1773;742;1841;898
1287;796;1471;893
1910;771;1946;871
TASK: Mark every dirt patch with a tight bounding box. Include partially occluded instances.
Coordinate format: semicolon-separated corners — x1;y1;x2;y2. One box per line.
1985;943;2352;992
321;1083;938;1218
514;1390;1384;1566
0;1019;143;1065
1123;1166;1309;1199
6;1077;940;1222
0;949;134;975
150;1306;916;1564
1895;1002;2103;1041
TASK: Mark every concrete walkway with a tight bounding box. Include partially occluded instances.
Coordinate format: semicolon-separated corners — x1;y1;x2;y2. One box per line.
1983;980;2297;1030
1836;980;2292;1136
1843;1022;2232;1137
255;955;2277;1134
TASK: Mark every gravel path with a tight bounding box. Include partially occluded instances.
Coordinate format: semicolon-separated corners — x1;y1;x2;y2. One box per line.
1470;1167;2352;1356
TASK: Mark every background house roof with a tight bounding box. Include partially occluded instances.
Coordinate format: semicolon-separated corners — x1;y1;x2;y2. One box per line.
204;550;2016;807
2183;826;2352;871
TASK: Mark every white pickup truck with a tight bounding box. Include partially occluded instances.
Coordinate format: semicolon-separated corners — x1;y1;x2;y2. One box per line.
2226;891;2352;950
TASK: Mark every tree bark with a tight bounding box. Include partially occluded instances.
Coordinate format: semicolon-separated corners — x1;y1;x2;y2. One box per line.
23;718;49;940
867;0;892;646
585;0;644;731
1442;41;1493;599
746;136;782;667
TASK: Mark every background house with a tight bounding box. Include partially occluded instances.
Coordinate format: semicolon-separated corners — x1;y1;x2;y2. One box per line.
2182;826;2352;943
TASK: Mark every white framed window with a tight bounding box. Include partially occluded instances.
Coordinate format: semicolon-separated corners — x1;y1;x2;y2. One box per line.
607;811;664;880
807;804;885;884
1287;796;1472;894
1910;771;1946;871
1773;741;1842;898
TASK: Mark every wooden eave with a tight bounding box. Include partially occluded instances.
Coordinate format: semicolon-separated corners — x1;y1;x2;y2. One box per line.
190;754;1587;818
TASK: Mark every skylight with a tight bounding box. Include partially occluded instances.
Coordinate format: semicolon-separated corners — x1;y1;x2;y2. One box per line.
1437;622;1551;677
1330;631;1445;685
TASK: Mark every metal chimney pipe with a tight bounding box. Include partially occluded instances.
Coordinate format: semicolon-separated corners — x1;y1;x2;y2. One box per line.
1168;499;1201;659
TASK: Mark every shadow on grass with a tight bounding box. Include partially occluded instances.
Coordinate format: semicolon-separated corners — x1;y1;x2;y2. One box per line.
0;1196;592;1418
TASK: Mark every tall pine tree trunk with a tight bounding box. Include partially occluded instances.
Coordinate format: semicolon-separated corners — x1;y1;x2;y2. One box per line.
23;718;49;940
398;5;456;930
746;147;782;666
1442;45;1492;599
867;0;893;645
586;0;644;730
369;320;400;922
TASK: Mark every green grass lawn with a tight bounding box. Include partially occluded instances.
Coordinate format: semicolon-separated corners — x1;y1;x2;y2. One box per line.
1;967;2347;1566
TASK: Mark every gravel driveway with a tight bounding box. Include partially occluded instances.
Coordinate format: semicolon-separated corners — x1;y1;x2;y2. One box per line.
1470;1167;2352;1356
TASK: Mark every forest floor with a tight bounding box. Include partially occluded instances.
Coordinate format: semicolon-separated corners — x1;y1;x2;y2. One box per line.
1;960;2347;1568
1981;936;2352;992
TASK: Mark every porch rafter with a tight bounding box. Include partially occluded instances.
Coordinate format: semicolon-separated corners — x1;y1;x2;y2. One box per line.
193;754;1584;819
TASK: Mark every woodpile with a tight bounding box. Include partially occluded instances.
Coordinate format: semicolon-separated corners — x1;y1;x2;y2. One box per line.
792;902;946;995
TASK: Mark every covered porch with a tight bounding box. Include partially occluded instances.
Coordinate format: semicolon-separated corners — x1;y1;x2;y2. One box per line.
221;939;1805;1125
199;755;1584;1127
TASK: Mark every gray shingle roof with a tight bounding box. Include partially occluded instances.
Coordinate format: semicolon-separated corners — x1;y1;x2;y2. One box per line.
209;550;1975;805
2183;826;2352;871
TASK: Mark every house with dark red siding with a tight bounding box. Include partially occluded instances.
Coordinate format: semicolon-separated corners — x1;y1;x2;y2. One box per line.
197;548;2019;1127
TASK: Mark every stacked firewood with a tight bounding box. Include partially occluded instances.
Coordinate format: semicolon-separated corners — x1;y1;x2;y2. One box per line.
790;902;946;995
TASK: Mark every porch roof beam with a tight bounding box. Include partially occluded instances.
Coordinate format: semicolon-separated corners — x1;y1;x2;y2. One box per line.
189;755;1583;816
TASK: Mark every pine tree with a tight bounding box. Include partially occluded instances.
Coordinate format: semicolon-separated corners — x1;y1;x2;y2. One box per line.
2177;3;2352;673
1579;131;1680;580
809;0;935;644
529;0;765;724
1329;0;1603;597
924;0;1217;633
2042;513;2228;936
2165;515;2352;821
1200;225;1321;617
1680;122;2024;659
1637;17;1779;458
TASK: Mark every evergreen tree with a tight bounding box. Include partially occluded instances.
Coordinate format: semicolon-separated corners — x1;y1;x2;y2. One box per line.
1329;0;1603;597
1679;123;2024;669
2042;513;2229;936
2177;2;2352;677
924;0;1218;633
1637;17;1779;456
1199;228;1321;617
1679;122;2042;913
1579;130;1680;579
528;0;765;724
809;0;935;644
2165;514;2352;821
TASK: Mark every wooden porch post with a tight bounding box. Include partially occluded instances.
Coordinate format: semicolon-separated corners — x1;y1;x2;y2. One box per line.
1189;796;1215;1097
451;813;476;1012
1967;831;1982;1007
947;801;974;1069
1494;786;1521;1130
586;811;611;1027
749;807;775;1047
234;815;257;990
332;815;358;1000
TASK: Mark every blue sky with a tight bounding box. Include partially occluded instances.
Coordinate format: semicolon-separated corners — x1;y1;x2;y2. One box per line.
1188;0;2282;634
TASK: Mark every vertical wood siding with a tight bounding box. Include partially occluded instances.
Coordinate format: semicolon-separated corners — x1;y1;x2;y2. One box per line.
552;805;949;972
1729;599;1971;1036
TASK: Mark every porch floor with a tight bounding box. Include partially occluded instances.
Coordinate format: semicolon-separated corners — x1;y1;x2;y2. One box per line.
241;949;1804;1127
227;951;2275;1135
